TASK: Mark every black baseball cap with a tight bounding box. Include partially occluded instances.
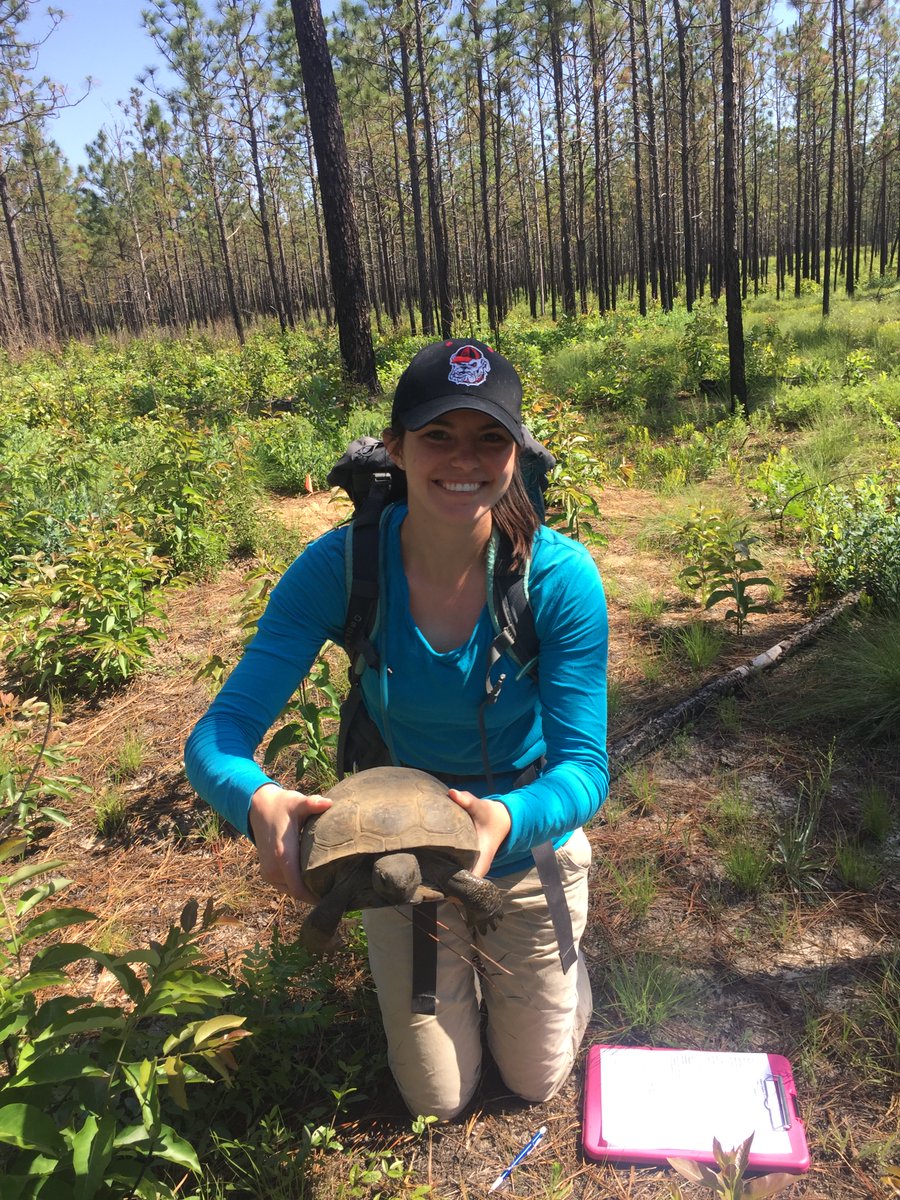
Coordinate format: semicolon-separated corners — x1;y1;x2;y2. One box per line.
391;339;525;445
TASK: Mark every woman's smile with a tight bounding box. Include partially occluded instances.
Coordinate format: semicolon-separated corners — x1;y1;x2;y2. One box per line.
386;408;517;526
436;480;484;492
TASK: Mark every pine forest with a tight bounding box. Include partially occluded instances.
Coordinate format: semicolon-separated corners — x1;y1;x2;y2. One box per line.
1;1;899;1197
1;0;899;345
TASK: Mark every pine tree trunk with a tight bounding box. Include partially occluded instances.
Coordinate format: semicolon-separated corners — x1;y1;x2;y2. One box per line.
673;0;695;310
413;0;453;338
398;23;433;336
547;0;576;316
838;0;855;295
0;158;30;334
823;0;840;317
639;0;670;310
469;0;498;334
627;0;648;316
720;0;748;415
291;0;378;388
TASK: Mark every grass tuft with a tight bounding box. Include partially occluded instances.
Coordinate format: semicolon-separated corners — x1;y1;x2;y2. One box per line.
788;610;900;741
597;952;693;1037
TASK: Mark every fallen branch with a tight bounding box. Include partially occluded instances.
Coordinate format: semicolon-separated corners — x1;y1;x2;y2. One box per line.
608;592;861;780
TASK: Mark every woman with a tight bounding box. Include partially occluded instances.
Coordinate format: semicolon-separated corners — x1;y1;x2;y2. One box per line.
185;338;609;1120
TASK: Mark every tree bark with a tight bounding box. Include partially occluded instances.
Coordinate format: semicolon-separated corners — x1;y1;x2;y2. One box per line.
673;0;695;310
290;0;379;391
627;0;648;316
720;0;748;415
413;0;453;338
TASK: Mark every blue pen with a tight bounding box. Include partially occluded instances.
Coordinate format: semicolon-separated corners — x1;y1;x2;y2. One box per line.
487;1125;548;1192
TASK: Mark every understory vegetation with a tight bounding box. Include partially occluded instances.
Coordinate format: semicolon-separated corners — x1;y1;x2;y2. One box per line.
0;288;898;1199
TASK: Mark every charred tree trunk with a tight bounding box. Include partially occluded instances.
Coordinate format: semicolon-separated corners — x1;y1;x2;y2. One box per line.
823;0;840;317
398;24;433;336
720;0;748;415
290;0;378;391
627;0;648;316
414;0;453;338
673;0;694;310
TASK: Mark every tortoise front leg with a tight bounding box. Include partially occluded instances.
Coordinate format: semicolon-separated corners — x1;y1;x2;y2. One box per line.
441;867;504;932
299;861;371;953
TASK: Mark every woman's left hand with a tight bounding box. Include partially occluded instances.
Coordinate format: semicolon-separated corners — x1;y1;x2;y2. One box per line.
448;789;511;877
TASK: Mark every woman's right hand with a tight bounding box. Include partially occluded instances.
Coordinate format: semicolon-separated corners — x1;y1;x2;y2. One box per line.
248;783;332;904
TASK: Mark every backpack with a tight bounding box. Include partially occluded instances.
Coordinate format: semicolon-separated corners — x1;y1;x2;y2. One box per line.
326;432;555;782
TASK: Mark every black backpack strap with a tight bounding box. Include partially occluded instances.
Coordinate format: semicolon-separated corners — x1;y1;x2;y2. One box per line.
411;903;439;1015
479;530;538;785
487;529;538;679
343;477;393;677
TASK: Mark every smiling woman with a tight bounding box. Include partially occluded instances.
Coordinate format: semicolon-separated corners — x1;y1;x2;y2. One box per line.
184;338;610;1121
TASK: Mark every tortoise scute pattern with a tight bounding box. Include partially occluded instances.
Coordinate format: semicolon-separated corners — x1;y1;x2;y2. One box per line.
298;766;502;952
301;767;479;890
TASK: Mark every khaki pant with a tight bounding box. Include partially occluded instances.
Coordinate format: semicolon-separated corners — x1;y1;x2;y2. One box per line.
363;828;593;1120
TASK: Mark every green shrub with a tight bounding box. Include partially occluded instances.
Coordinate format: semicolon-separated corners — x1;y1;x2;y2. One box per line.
0;698;81;840
806;477;900;607
680;307;728;386
124;414;259;575
1;518;168;695
679;514;774;634
248;412;341;494
0;871;247;1200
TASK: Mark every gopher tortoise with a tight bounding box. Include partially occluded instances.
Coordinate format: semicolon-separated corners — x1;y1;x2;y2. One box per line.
298;766;503;952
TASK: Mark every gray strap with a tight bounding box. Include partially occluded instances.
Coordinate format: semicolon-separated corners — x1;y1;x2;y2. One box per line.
531;841;577;974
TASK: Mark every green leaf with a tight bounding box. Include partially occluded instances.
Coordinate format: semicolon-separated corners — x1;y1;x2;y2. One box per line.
35;944;145;1004
263;722;303;764
191;1014;248;1048
154;1124;202;1173
3;858;66;885
12;1053;107;1087
0;1103;65;1155
7;971;71;998
124;1059;160;1138
0;843;28;873
18;908;96;945
33;1005;126;1040
72;1112;117;1200
0;1011;30;1042
16;880;73;917
162;1057;189;1110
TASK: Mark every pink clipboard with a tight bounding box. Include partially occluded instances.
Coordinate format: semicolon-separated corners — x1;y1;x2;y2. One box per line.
583;1044;810;1173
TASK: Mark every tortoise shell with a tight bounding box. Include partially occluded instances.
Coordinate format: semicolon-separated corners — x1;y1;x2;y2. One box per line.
300;765;477;900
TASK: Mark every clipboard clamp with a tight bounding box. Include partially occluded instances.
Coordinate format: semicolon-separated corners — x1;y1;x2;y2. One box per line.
763;1074;792;1131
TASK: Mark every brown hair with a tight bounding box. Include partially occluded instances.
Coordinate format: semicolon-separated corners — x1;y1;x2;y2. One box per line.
383;427;539;569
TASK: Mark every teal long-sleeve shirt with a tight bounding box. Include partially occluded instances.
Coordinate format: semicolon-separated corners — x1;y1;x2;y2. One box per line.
184;504;609;876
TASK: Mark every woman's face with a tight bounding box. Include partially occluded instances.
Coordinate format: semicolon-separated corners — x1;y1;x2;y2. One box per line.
385;409;517;529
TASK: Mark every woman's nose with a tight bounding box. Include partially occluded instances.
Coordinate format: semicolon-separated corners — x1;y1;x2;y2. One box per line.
449;439;480;466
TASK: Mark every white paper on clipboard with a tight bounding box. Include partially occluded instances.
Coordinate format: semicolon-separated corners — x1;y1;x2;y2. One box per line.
597;1048;793;1157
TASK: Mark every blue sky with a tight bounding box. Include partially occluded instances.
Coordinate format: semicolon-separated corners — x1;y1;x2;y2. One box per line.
26;0;798;175
25;0;165;171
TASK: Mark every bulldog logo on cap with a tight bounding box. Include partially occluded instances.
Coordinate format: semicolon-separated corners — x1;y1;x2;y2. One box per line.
448;344;491;388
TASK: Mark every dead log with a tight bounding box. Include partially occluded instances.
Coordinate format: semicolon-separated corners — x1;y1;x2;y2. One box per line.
608;592;861;781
